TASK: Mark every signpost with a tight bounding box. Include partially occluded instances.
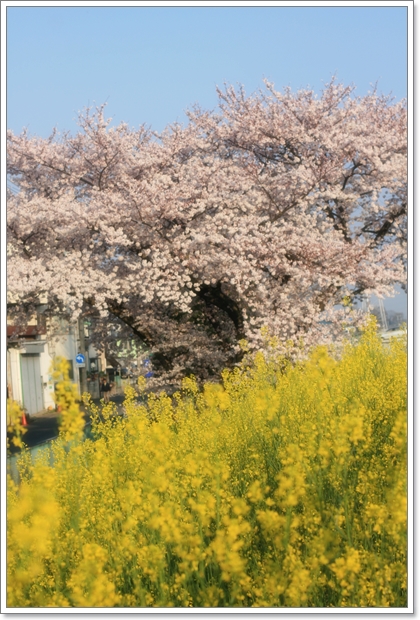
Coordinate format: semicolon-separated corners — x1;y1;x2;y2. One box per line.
144;358;154;378
75;353;85;366
77;317;88;395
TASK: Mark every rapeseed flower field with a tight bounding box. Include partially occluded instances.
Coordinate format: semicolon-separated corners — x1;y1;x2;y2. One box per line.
7;321;407;608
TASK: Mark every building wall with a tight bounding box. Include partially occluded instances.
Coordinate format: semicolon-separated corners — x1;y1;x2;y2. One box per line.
7;343;55;412
49;327;81;395
8;348;23;405
54;330;80;392
39;345;55;410
7;322;84;413
7;316;109;412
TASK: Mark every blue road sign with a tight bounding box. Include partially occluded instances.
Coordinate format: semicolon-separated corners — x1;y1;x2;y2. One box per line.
75;354;85;364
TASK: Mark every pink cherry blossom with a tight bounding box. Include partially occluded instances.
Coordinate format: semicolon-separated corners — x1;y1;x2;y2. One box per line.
7;79;407;383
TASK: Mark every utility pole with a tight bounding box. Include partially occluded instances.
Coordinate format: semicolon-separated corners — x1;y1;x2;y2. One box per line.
78;316;88;395
361;294;369;314
378;299;389;332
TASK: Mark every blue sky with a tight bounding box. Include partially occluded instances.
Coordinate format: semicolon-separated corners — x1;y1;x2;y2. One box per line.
7;5;407;135
6;3;408;315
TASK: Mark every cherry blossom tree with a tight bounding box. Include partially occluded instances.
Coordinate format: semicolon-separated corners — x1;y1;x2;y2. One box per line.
7;79;407;383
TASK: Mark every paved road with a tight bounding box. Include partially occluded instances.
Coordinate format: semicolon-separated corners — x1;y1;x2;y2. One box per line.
8;383;177;454
8;394;127;452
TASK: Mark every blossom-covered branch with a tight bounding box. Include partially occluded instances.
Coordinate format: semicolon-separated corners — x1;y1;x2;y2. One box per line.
7;79;407;382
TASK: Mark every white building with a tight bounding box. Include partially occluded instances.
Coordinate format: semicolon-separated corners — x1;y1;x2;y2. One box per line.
7;324;55;414
7;316;106;416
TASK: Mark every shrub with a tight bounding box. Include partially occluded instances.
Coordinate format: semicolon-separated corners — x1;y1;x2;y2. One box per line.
7;323;407;608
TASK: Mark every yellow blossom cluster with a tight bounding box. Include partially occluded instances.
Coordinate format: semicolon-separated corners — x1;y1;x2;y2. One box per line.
7;399;27;451
7;321;407;608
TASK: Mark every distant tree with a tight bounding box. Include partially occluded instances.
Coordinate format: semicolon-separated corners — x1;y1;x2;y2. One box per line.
7;79;407;383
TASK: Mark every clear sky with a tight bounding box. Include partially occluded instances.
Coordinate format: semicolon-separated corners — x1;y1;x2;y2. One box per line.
6;3;408;315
